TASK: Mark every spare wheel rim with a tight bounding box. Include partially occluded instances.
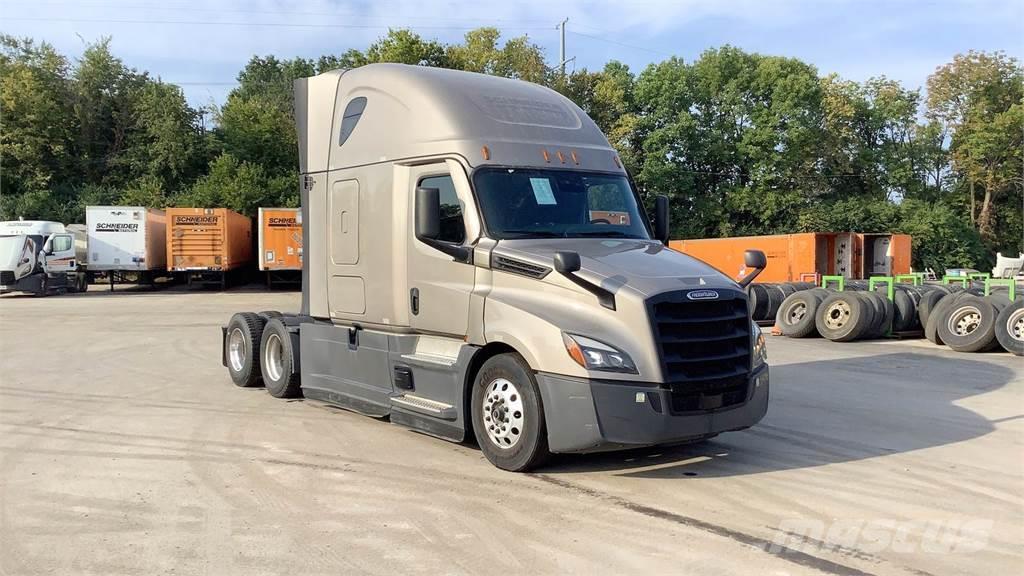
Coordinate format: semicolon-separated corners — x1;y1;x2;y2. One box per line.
948;305;982;336
1009;309;1024;342
823;300;851;330
786;301;807;324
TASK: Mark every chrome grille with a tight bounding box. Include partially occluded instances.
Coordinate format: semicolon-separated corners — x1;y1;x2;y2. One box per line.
648;289;752;413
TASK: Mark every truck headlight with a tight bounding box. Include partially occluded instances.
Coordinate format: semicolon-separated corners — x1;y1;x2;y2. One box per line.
562;333;638;374
752;323;767;369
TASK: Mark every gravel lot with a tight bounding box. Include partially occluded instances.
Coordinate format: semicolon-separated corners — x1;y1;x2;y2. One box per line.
1;287;1021;576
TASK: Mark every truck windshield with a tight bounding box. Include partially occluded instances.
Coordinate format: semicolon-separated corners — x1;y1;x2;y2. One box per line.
473;168;651;240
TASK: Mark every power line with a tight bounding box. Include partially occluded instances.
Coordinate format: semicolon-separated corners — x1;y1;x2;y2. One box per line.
1;0;559;27
566;30;674;57
3;15;550;32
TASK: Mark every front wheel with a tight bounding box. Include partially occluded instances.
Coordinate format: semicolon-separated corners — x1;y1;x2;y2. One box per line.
471;353;550;472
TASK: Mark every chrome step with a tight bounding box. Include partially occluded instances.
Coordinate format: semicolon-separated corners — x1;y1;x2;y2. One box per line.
391;394;457;421
400;353;457;368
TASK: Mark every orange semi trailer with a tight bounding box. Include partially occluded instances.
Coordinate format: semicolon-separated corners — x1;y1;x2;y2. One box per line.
258;207;302;288
166;208;252;289
669;232;912;283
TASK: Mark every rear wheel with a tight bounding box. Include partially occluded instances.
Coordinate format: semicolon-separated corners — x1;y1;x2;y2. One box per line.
225;312;265;387
471;353;550;472
260;319;302;398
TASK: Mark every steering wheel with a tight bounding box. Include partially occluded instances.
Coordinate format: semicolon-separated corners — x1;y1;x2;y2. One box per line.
589;218;611;225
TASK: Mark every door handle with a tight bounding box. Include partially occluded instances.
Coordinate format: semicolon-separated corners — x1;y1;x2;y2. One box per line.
410;288;420;315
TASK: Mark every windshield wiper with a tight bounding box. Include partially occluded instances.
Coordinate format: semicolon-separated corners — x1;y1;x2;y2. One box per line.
499;230;565;238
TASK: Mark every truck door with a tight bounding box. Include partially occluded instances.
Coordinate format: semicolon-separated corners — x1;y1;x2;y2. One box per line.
43;233;77;274
407;161;476;336
14;237;36;279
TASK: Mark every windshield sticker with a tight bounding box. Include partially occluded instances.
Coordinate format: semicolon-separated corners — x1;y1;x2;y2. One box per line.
529;178;557;205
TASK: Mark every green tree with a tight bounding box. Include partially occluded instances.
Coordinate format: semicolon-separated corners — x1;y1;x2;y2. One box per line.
927;51;1024;247
0;35;75;202
366;29;448;67
175;153;295;216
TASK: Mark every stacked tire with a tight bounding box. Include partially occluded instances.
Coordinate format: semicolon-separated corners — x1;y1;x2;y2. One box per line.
995;299;1024;356
926;289;1022;355
768;279;1022;354
749;282;817;323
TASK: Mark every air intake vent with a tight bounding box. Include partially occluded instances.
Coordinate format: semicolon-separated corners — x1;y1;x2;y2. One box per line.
492;256;550;279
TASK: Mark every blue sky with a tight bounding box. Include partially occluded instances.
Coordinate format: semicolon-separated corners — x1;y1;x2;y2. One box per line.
2;0;1022;107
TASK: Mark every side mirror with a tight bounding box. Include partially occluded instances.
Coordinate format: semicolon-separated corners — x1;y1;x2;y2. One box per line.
415;187;441;241
42;237;53;255
554;251;581;274
414;186;471;263
654;195;670;245
738;249;767;288
553;250;615;310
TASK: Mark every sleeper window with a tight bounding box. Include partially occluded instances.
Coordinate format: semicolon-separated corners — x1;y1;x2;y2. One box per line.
338;97;367;146
419;175;465;244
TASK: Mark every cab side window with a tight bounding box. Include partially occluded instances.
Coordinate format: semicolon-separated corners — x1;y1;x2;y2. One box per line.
419;175;465;244
51;235;72;252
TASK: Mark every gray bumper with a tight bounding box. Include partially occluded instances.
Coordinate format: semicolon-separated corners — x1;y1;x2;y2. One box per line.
537;365;769;454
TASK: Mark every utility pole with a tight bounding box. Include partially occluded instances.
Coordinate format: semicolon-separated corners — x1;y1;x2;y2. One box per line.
557;18;569;76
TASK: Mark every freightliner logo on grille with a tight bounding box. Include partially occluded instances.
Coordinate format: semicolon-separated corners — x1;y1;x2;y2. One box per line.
687;289;720;300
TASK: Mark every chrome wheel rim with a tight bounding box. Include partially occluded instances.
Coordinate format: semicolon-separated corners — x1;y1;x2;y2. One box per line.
1009;309;1024;342
823;300;851;329
264;333;284;382
228;328;245;372
786;301;807;324
948;305;982;336
482;378;525;449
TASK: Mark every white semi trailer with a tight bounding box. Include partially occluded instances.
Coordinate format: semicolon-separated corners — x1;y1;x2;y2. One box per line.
86;206;168;289
0;220;88;296
221;64;770;471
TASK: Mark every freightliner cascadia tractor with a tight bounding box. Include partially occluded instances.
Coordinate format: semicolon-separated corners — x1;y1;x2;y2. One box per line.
222;64;769;471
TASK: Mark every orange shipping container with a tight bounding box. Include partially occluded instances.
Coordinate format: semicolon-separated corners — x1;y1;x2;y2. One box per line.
258;208;303;271
166;208;252;272
669;232;911;283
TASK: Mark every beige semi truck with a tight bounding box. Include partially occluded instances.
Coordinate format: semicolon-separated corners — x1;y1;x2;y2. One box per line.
222;64;770;471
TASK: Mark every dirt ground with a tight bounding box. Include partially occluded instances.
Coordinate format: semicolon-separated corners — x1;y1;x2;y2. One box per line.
0;286;1021;575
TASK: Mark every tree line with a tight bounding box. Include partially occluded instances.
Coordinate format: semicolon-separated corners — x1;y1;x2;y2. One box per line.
1;29;1020;271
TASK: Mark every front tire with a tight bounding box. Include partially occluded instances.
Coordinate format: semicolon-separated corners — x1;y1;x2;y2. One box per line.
471;353;550;472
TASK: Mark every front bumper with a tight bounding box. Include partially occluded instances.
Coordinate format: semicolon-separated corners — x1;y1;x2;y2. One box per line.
537;365;769;453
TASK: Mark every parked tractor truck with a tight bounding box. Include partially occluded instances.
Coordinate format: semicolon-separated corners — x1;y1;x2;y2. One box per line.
0;220;88;296
222;64;770;471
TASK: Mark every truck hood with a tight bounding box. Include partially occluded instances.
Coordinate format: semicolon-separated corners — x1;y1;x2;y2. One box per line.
493;238;737;297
